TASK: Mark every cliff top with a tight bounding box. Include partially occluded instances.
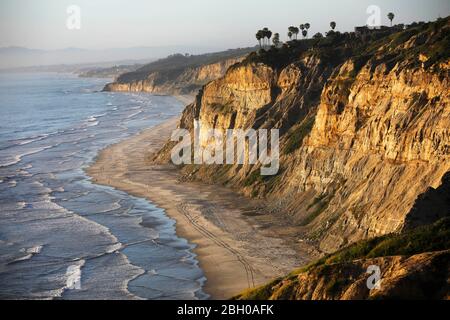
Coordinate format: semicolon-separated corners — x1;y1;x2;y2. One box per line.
238;16;449;72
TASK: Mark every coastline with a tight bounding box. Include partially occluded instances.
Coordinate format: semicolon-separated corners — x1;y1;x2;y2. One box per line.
86;113;318;299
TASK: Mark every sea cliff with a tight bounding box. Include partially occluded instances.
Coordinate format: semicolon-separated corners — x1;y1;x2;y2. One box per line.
155;18;450;255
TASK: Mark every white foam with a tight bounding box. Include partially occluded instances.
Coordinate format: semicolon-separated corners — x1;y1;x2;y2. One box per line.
16;134;48;146
14;245;43;262
65;260;85;290
17;201;26;209
106;242;123;254
0;155;21;168
87;112;106;122
0;146;53;168
85;120;99;127
126;110;143;119
27;245;43;254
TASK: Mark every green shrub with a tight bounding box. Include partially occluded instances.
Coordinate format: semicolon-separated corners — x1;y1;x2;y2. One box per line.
312;217;450;269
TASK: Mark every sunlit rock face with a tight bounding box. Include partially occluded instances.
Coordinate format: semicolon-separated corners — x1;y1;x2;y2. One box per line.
155;18;450;253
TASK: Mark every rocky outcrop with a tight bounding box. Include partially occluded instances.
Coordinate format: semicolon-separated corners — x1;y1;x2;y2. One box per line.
236;250;450;300
234;217;450;300
155;17;450;254
404;172;450;230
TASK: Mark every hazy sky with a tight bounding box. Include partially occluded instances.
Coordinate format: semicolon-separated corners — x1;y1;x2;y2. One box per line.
1;0;449;50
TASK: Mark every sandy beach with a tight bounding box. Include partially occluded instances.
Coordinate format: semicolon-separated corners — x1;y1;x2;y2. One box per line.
86;112;318;299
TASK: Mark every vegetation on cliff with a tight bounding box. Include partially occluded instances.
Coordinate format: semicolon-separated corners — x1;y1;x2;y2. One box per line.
234;217;450;300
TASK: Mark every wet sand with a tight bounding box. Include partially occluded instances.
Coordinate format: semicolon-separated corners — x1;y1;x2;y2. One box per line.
86;115;318;299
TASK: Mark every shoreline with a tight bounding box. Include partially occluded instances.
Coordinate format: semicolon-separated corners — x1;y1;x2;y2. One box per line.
86;115;318;299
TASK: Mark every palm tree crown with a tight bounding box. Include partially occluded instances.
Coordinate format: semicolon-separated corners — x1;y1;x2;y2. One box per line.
256;28;273;49
288;26;299;40
387;12;395;26
255;30;264;48
272;33;280;47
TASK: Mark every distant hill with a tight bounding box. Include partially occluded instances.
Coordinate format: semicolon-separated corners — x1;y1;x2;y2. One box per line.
77;63;145;79
103;47;255;95
0;45;225;69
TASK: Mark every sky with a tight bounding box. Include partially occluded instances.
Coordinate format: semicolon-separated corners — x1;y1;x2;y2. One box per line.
0;0;449;50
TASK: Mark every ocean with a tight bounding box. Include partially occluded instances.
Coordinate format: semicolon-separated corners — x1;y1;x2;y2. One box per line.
0;72;207;299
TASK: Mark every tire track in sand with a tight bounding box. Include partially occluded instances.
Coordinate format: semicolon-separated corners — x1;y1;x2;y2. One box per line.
176;202;256;289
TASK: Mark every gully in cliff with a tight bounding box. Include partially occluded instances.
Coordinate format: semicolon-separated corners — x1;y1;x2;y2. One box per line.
171;120;280;175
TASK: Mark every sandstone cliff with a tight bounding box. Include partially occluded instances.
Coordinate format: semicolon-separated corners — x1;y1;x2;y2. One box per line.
155;17;450;254
103;48;252;95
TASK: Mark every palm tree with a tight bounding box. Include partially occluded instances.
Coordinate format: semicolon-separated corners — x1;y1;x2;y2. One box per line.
289;26;300;40
256;30;264;48
288;26;296;39
330;21;336;30
272;33;280;47
266;29;273;47
293;27;299;39
262;27;269;47
256;31;263;48
387;12;395;26
287;31;293;40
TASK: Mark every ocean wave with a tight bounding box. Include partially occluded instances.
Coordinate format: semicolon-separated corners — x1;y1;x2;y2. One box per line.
0;201;27;211
0;146;54;168
65;260;85;290
15;134;49;146
12;245;44;263
106;242;123;253
0;155;21;168
88;113;107;122
126;110;143;119
85;120;99;128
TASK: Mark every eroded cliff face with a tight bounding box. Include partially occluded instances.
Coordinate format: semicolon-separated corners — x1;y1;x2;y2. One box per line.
285;57;450;252
103;58;243;95
155;19;450;253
